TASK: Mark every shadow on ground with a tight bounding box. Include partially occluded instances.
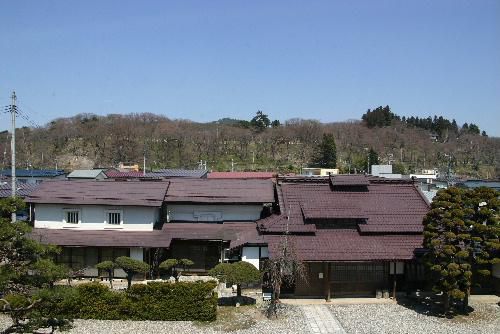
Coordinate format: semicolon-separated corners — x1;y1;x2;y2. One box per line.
218;296;256;306
397;294;474;318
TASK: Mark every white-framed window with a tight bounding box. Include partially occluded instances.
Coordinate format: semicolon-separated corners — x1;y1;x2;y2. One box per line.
63;209;81;224
105;210;123;225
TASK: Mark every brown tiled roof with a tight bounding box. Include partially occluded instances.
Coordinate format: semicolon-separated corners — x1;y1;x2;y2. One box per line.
265;232;423;261
30;228;170;248
258;214;316;234
162;222;263;248
258;177;429;260
208;172;277;179
330;174;370;186
266;178;428;234
31;222;261;249
26;180;169;207
164;179;275;204
105;171;148;179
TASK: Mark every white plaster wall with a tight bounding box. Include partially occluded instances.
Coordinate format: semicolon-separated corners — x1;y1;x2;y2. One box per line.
168;204;263;222
242;247;260;269
34;204;157;231
130;247;144;261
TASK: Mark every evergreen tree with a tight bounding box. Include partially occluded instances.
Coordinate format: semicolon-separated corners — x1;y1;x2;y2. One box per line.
250;110;271;132
310;133;337;168
0;198;71;332
368;148;379;168
423;187;499;313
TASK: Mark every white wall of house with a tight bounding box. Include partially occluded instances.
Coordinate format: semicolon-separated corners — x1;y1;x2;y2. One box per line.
34;204;159;231
167;204;263;222
242;246;269;269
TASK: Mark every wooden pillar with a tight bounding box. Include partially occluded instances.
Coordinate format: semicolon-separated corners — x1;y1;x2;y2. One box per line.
323;262;331;302
392;262;397;300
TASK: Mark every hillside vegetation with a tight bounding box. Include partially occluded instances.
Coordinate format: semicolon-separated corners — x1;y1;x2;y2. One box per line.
0;108;498;178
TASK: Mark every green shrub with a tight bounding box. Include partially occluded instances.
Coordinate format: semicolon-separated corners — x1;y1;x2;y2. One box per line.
35;286;79;319
126;281;217;321
76;282;126;320
31;281;218;321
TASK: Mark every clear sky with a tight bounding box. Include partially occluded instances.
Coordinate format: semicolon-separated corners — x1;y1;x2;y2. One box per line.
1;1;499;135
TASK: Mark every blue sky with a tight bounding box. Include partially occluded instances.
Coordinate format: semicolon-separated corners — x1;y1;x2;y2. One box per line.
1;1;499;135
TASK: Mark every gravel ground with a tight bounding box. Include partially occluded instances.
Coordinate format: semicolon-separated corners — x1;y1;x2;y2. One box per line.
0;304;308;334
329;302;500;334
2;301;498;334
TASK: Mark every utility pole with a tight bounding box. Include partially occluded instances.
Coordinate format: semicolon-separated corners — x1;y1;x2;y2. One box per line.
10;91;17;223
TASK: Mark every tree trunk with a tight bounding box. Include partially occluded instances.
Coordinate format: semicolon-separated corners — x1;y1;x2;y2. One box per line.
462;287;470;312
274;283;281;302
108;270;113;289
127;275;132;289
236;284;242;297
443;292;450;313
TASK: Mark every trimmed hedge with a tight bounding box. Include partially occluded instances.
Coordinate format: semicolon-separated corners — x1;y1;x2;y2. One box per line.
126;282;217;321
35;281;217;322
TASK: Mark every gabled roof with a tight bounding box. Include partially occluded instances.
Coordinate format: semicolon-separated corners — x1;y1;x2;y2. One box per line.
257;176;430;261
208;172;276;179
164;179;275;204
26;180;169;207
0;169;65;178
67;169;107;179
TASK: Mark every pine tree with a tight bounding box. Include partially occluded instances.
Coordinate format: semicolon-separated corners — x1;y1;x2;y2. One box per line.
310;133;337;168
423;187;500;313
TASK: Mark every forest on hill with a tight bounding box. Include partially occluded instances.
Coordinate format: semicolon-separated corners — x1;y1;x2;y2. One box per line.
0;107;499;178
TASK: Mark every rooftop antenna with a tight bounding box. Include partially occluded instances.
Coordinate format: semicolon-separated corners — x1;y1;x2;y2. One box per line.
10;91;17;223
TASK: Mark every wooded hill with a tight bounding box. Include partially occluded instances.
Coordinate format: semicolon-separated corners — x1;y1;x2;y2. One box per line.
1;108;499;178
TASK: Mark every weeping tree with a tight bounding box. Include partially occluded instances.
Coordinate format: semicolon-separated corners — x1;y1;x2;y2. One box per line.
262;233;306;318
115;256;149;289
423;187;499;314
96;261;118;289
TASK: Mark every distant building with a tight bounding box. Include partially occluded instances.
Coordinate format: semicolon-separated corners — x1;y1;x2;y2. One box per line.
410;169;439;184
118;162;140;172
0;169;66;185
301;168;339;176
67;169;108;180
370;165;402;179
457;179;500;191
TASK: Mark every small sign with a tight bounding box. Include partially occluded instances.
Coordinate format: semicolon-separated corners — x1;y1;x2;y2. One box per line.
262;292;272;301
318;272;324;279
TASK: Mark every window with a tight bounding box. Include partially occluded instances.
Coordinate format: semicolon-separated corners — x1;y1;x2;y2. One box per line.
63;209;80;224
106;210;122;225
